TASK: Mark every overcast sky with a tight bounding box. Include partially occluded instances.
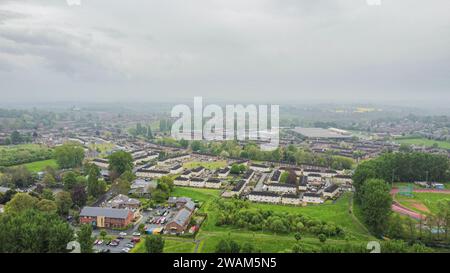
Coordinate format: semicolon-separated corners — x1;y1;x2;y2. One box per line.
0;0;449;106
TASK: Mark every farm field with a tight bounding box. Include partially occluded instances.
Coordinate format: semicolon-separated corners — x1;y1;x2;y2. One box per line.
171;186;374;253
395;137;450;149
183;161;227;170
18;159;58;172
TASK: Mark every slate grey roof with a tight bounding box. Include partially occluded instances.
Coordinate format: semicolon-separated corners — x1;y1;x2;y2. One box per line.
249;191;280;197
80;207;131;219
170;208;192;227
107;194;140;206
268;182;297;188
324;184;339;193
184;201;196;211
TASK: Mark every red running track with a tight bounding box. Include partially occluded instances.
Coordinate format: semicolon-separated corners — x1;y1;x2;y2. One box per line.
390;188;450;220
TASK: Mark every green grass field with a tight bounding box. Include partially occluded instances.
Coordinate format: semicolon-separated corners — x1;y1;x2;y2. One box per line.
131;237;197;253
18;159;58;172
395;137;450;149
88;142;115;157
170;186;373;253
183;161;227;170
172;187;221;203
0;144;53;167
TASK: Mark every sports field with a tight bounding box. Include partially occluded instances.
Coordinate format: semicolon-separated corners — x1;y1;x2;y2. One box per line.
395;192;450;215
395;137;450;149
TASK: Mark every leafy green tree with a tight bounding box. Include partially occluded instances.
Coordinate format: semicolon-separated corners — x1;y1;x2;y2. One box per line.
147;126;153;139
230;164;241;175
214;239;241;253
145;235;165;253
286;169;298;185
7;166;33;188
318;234;327;243
99;230;107;240
77;224;94;253
54;142;85;169
399;143;413;153
111;178;131;195
190;140;202;152
10;130;24;144
292;243;305;253
108;151;133;178
179;139;189;148
4;193;38;214
294;232;302;242
241;242;256;253
36;199;58;213
63;172;78;191
87;167;105;197
120;170;136;183
41;189;55;200
71;185;87;208
55;191;72;216
229;240;241;253
360;179;392;236
215;239;231;253
42;173;57;187
0;209;73;253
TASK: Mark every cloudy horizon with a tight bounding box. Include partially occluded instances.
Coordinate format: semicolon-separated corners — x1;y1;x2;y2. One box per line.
0;0;449;106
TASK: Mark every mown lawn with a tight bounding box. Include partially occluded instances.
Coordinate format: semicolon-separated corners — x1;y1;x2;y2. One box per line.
18;159;58;172
171;186;221;204
131;237;196;253
170;186;373;253
88;142;115;157
183;161;227;170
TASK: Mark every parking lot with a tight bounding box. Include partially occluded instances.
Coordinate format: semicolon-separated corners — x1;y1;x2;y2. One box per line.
142;206;178;232
93;232;142;253
92;206;180;253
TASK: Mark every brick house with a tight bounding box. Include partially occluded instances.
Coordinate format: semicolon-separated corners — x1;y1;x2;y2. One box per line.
79;207;134;229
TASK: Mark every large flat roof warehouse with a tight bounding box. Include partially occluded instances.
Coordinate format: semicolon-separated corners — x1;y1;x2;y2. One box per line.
292;127;352;139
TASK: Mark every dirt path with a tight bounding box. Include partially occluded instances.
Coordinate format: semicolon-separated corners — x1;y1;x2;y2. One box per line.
348;193;371;235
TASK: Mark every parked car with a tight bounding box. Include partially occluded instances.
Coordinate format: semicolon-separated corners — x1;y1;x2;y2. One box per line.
119;232;127;236
121;248;130;253
131;237;140;243
132;232;141;237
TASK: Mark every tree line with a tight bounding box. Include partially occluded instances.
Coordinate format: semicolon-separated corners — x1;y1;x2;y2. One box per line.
215;199;344;238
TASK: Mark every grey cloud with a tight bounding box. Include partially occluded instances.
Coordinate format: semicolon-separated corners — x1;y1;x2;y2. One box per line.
0;0;449;106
